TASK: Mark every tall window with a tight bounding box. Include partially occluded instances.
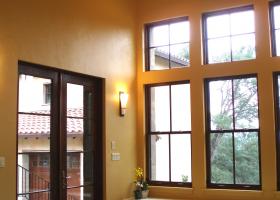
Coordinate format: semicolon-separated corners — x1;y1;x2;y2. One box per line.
202;6;256;64
274;72;280;190
205;75;261;190
146;82;192;186
145;17;190;71
270;1;280;56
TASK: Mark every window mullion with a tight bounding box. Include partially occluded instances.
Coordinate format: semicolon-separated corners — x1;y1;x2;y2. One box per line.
169;85;172;182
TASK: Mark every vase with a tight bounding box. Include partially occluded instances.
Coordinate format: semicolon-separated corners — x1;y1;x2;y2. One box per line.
134;190;142;199
141;190;149;198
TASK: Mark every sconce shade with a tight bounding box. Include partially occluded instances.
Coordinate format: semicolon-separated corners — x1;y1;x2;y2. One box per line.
119;92;128;116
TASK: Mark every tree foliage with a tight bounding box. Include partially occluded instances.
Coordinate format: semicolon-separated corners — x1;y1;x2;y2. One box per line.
210;45;259;184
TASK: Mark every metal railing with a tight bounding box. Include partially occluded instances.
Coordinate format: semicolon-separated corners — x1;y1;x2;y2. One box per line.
18;164;50;200
17;164;78;200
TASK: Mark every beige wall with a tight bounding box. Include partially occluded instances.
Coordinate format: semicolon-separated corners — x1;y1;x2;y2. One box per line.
0;0;137;199
136;0;280;200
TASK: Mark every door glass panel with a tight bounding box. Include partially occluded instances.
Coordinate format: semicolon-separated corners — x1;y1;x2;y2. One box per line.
67;185;93;200
17;75;51;199
18;75;51;114
66;84;94;198
67;83;84;117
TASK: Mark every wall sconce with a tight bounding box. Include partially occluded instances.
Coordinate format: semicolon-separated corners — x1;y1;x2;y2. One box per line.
119;91;128;116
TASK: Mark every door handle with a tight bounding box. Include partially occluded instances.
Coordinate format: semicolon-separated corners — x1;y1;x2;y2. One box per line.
62;170;70;188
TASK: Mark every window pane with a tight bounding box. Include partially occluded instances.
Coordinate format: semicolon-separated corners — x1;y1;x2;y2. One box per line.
18;75;52;199
209;80;233;130
150;134;169;181
149;25;169;47
150;46;170;70
170;21;189;44
18;114;50;140
18;114;51;197
18;75;51;114
234;132;260;185
276;29;280;56
21;191;50;200
207;14;230;38
171;134;192;182
232;34;256;61
150;86;170;132
210;132;234;184
208;37;231;64
170;43;190;68
171;84;191;131
233;78;259;129
67;152;82;187
274;5;280;29
230;10;254;35
67;117;84;188
67;83;84;117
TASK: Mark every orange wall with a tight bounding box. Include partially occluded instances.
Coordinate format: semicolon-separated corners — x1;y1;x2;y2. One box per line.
136;0;280;200
0;0;137;199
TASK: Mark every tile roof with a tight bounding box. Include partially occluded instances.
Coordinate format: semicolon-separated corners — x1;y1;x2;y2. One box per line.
155;49;189;66
18;108;83;136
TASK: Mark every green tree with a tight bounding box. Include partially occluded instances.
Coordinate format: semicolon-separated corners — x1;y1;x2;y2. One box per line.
210;45;259;184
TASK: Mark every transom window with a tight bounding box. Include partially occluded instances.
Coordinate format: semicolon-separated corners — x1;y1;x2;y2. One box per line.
145;17;190;71
146;82;192;187
270;1;280;56
202;6;256;64
205;75;261;190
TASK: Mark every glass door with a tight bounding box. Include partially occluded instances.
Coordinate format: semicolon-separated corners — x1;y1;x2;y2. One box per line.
17;65;59;200
61;75;96;200
17;62;104;200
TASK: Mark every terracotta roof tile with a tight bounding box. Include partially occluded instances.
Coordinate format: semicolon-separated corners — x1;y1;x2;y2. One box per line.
18;108;83;136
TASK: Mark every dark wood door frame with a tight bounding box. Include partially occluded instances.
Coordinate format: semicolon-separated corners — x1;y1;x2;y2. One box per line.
17;60;104;200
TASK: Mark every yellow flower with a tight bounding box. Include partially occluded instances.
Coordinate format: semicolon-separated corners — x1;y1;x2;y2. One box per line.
135;167;143;179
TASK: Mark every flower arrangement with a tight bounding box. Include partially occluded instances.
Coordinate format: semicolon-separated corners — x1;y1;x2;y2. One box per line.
134;167;149;199
135;167;148;191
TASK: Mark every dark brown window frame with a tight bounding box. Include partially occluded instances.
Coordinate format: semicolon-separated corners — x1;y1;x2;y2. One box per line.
204;74;262;190
269;0;280;57
273;72;280;190
17;61;104;200
202;5;255;65
145;17;189;71
145;81;192;187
